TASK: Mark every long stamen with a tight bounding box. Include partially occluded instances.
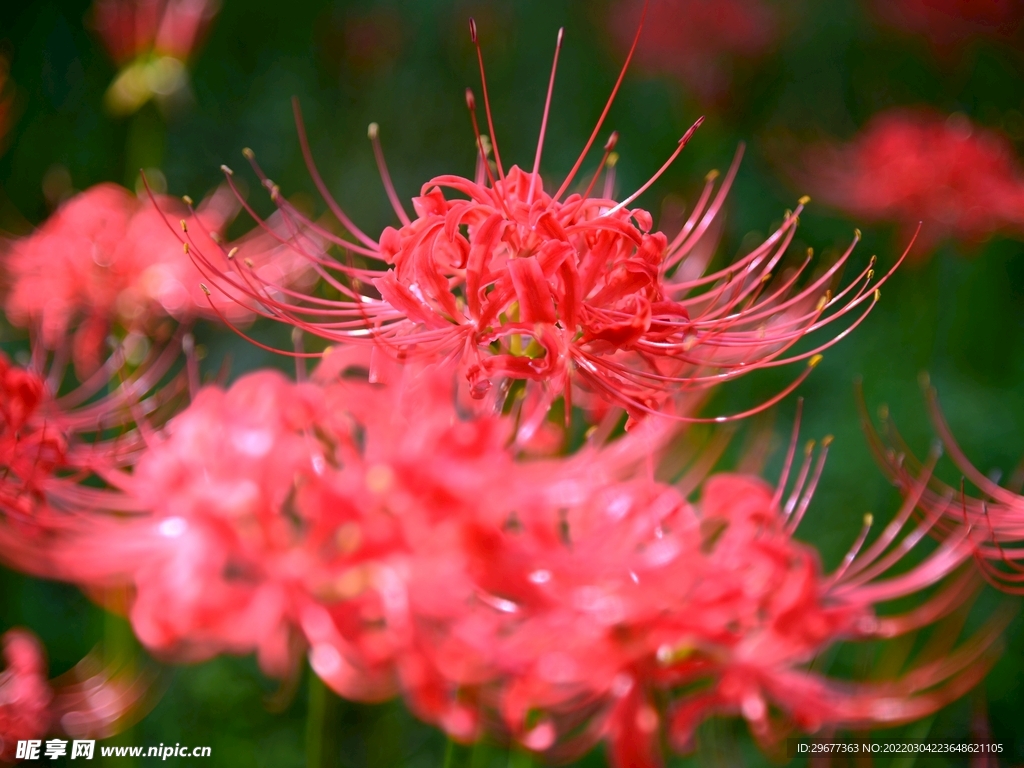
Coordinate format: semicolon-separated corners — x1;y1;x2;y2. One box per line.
526;27;564;205
465;89;513;218
291;97;379;251
182;333;200;400
830;513;875;585
553;0;649;201
368;123;411;226
469;18;506;184
604;117;704;216
770;398;803;510
581;132;619;202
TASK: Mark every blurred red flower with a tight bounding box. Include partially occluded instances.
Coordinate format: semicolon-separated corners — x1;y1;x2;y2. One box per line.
91;0;219;65
802;109;1024;257
90;0;221;114
27;354;996;766
0;628;150;758
607;0;780;103
0;630;50;761
2;182;311;374
869;0;1024;50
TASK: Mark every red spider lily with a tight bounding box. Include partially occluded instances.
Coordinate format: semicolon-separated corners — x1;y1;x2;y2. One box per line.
359;402;998;766
0;330;190;583
179;16;903;437
862;382;1024;597
0;628;153;759
802;109;1024;257
2;182;312;375
51;368;332;678
869;0;1024;50
34;354;999;766
607;0;780;104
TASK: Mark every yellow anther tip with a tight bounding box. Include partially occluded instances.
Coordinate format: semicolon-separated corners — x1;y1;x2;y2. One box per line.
808;354;824;368
798;195;811;205
182;195;193;206
367;122;379;139
242;147;255;160
706;169;720;181
822;434;834;447
864;512;874;526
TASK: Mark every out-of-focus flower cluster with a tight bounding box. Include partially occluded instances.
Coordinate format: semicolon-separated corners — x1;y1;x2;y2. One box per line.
0;628;150;761
869;0;1024;51
2;182;313;376
607;0;779;105
0;343;1004;765
802;109;1024;256
0;6;1021;766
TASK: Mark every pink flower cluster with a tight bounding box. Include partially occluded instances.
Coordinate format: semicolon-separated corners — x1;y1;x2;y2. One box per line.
2;350;997;765
2;182;312;374
803;109;1024;256
0;628;150;759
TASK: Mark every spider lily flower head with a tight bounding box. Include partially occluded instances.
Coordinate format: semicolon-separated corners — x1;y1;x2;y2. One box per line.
802;109;1024;257
46;352;521;685
2;182;312;376
607;0;780;105
54;369;329;677
188;13;903;436
869;0;1024;51
371;409;1001;766
0;628;153;757
862;380;1024;596
91;0;221;115
0;354;67;506
31;358;1001;764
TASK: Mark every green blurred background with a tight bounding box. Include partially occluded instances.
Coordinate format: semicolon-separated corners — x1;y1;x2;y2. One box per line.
2;0;1024;765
